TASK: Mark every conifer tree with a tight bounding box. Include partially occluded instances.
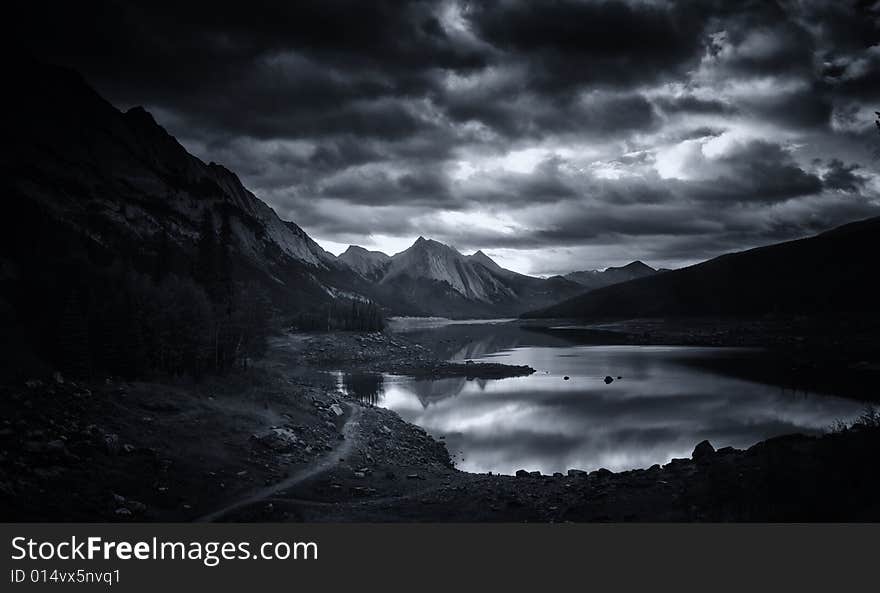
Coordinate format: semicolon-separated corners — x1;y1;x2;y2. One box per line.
195;208;217;296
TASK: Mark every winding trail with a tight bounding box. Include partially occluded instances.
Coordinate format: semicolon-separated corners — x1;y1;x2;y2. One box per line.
197;403;363;522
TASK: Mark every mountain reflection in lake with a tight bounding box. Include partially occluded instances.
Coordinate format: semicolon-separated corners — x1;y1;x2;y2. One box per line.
340;372;384;406
337;323;866;476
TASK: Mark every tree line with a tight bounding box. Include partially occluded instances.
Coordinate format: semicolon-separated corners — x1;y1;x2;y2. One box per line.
54;208;273;379
1;198;273;380
2;197;386;382
291;299;385;332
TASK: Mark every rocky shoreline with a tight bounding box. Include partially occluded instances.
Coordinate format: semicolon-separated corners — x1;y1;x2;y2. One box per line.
249;420;880;522
276;331;536;378
2;326;879;522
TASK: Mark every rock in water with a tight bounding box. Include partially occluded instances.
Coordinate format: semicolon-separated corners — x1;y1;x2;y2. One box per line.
563;376;570;381
103;434;120;455
604;375;614;384
692;439;715;462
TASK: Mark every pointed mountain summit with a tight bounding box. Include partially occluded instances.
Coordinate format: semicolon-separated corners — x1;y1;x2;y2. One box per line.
382;237;515;303
338;246;391;281
467;250;506;272
616;261;655;274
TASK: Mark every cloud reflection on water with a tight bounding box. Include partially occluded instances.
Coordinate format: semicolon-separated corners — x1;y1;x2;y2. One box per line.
339;344;865;475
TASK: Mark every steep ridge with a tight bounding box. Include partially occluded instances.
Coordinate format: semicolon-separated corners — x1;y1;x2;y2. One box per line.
1;59;356;315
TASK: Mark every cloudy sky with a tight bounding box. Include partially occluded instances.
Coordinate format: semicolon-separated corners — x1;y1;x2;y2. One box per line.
16;0;880;275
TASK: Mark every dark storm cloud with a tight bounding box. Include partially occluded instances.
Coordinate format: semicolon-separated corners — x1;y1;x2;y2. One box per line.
467;0;711;90
743;84;835;129
826;48;880;102
653;95;735;116
695;140;825;203
318;166;454;207
12;0;484;140
822;159;870;192
11;0;880;272
446;90;660;139
705;22;816;78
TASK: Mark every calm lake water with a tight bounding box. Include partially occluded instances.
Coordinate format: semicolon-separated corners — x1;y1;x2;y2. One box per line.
336;321;865;476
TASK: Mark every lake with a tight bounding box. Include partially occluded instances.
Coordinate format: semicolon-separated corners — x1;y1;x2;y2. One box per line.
336;320;866;476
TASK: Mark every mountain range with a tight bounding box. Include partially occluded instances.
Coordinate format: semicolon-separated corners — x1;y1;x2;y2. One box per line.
338;239;663;317
6;59;875;328
341;237;592;317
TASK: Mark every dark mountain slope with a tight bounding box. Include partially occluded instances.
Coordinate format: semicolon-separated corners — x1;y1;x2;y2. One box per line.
0;59;393;376
0;59;367;315
524;216;880;319
564;261;658;290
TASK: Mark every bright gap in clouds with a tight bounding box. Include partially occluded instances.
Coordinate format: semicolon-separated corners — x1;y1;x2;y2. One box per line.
317;235;422;258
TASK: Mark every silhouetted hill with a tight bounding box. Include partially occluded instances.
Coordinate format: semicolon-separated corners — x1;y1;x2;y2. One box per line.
564;260;657;290
523;217;880;319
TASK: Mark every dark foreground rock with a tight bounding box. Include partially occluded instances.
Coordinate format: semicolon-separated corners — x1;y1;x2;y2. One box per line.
692;440;715;462
244;426;880;522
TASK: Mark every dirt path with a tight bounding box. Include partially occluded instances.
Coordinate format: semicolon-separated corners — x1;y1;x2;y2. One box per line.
197;403;363;522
